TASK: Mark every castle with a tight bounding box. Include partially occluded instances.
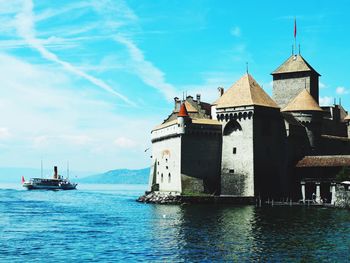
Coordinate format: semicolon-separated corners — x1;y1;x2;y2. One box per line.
147;53;350;204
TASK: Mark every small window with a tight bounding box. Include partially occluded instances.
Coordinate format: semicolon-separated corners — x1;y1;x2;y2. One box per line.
229;169;235;173
161;173;164;183
166;166;168;169
166;158;168;163
157;161;160;165
168;173;171;183
233;147;237;154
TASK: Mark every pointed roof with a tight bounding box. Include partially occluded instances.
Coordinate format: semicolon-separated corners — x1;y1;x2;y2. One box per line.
272;54;320;76
178;102;189;117
183;101;198;112
281;89;323;112
214;74;279;109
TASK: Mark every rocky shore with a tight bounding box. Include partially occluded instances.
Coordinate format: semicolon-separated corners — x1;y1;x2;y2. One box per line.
137;191;181;204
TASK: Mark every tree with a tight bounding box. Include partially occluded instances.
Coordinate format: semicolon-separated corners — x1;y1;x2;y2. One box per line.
336;166;350;182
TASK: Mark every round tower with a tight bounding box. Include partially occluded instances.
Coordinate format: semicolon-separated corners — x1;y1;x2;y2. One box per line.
282;89;323;150
177;102;191;134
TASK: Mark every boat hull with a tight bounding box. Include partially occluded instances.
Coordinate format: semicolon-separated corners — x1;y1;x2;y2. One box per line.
22;182;77;190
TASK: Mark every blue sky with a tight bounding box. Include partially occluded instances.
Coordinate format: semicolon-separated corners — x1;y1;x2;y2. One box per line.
0;0;349;173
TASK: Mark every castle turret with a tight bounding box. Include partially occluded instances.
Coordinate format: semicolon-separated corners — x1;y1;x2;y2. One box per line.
177;102;190;134
272;54;320;108
282;89;323;150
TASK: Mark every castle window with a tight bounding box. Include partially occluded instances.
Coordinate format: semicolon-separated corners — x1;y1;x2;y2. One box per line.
168;173;171;183
229;169;235;174
161;173;164;183
157;161;160;165
166;158;168;163
233;147;237;154
166;166;168;169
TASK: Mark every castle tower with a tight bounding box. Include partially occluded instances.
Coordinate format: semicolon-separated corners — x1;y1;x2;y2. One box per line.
215;73;285;198
282;89;324;150
272;54;320;108
177;102;190;134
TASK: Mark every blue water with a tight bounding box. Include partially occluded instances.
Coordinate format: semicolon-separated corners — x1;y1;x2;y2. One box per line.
0;184;349;262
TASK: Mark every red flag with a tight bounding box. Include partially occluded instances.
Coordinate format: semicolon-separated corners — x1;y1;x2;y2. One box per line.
21;176;25;184
294;18;297;38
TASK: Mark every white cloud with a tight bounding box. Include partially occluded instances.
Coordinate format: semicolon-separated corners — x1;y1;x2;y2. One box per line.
15;0;134;106
230;26;241;37
319;82;326;89
114;137;138;149
336;86;348;95
114;35;177;101
0;128;11;139
319;96;333;106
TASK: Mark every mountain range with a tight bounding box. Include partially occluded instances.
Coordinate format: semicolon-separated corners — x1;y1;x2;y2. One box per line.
77;168;150;184
0;167;150;184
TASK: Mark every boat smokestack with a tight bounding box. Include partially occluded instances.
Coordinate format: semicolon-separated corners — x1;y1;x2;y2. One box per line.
54;166;58;179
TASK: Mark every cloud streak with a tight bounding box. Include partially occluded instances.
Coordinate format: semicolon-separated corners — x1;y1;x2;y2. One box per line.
15;0;135;106
115;35;177;100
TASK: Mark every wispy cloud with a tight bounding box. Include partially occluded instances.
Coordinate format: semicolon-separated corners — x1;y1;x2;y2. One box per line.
230;26;241;37
336;86;349;95
114;35;177;100
15;0;134;106
0;128;11;140
319;96;333;106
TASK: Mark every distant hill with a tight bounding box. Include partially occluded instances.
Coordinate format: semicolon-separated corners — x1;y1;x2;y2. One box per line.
77;168;150;184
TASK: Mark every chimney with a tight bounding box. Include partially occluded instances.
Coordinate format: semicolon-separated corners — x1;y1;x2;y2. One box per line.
196;94;201;105
218;87;224;97
54;166;58;179
174;97;180;111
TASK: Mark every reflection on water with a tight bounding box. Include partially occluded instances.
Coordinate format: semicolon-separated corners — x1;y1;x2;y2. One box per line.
0;184;349;262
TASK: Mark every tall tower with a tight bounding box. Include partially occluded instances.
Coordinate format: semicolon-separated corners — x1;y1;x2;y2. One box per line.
215;73;285;198
271;54;320;108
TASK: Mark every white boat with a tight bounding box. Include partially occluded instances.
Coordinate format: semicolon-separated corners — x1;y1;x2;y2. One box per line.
22;166;77;190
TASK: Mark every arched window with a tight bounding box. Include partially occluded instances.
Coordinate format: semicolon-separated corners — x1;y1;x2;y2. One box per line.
223;120;242;135
161;173;164;183
168;173;171;183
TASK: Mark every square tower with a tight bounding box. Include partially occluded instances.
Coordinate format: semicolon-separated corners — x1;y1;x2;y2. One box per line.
271;54;320;108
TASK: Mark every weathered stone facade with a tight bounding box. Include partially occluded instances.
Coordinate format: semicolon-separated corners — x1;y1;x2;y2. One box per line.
147;53;350;202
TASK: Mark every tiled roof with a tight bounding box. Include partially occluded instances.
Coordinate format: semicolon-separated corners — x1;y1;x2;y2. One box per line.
296;155;350;167
272;54;320;76
282;89;323;112
178;102;189;117
214;74;279;109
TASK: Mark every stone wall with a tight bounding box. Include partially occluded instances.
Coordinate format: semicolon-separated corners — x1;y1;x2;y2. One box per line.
181;130;222;194
253;107;288;198
273;72;319;108
150;135;182;193
219;107;255;196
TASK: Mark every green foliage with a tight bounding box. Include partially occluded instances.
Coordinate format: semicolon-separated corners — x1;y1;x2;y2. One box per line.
336;167;350;182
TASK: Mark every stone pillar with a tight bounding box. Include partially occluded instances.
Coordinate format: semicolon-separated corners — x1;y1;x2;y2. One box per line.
315;182;321;203
331;183;337;205
301;181;306;203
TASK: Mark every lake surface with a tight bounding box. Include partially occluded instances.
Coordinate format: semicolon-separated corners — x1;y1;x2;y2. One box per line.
0;184;349;262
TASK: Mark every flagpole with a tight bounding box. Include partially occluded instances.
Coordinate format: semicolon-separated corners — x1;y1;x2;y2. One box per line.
294;17;297;56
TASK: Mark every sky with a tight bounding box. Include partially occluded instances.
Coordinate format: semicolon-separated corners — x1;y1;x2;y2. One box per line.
0;0;349;173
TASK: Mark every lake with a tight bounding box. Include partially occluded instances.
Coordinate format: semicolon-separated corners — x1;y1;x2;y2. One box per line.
0;183;349;262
